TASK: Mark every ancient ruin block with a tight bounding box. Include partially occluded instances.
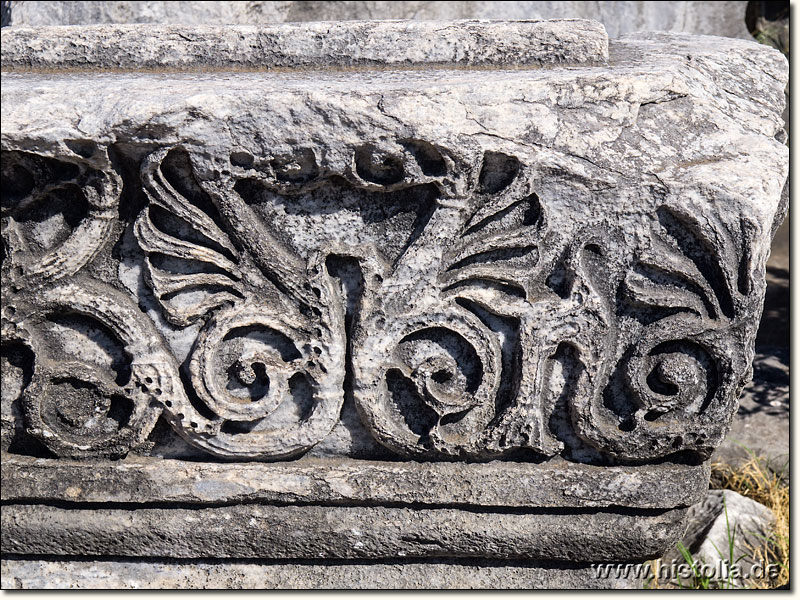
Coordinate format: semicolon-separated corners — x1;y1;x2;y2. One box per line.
0;20;788;589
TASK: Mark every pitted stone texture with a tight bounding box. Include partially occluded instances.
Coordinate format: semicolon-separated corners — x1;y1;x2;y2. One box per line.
5;1;753;41
0;24;788;465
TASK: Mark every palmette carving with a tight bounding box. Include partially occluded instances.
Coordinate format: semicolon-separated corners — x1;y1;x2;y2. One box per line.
571;204;758;460
132;148;347;459
0;142;764;463
351;162;621;459
135;148;245;327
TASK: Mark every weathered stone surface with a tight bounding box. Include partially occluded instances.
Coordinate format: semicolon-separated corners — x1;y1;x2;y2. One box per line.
2;502;687;561
1;25;788;464
0;558;643;589
0;19;789;588
5;1;753;41
0;20;609;71
0;455;711;509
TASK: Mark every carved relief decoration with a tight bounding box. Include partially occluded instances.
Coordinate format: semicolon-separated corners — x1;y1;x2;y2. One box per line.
0;142;762;463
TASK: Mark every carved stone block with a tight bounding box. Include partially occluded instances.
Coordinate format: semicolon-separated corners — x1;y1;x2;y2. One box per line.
0;20;788;589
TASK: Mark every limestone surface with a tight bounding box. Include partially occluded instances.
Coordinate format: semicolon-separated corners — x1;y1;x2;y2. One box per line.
0;558;643;589
0;19;789;589
1;455;711;509
2;502;687;561
1;20;608;71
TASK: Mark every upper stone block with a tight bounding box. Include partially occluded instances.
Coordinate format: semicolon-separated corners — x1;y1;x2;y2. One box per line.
0;20;790;576
1;19;608;71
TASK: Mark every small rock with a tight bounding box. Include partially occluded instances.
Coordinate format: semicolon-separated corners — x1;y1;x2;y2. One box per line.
664;490;775;588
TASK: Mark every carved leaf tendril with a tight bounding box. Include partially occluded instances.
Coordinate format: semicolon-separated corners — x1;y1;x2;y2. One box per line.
134;149;244;327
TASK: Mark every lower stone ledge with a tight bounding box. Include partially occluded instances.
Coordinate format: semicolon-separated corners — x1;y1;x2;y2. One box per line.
1;502;687;563
0;454;704;568
0;558;646;589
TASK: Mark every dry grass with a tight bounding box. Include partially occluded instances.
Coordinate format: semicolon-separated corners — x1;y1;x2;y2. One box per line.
710;453;789;589
645;451;789;590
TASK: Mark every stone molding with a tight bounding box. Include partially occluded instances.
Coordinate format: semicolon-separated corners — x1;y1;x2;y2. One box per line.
1;455;711;508
1;20;609;71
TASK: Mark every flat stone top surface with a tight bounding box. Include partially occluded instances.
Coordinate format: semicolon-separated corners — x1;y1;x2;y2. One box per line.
0;20;609;71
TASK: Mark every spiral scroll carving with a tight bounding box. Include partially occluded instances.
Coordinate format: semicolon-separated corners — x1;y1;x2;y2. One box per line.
189;307;310;422
570;319;737;460
17;280;166;458
625;340;713;420
164;300;345;459
354;310;503;457
569;204;757;461
1;152;121;292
